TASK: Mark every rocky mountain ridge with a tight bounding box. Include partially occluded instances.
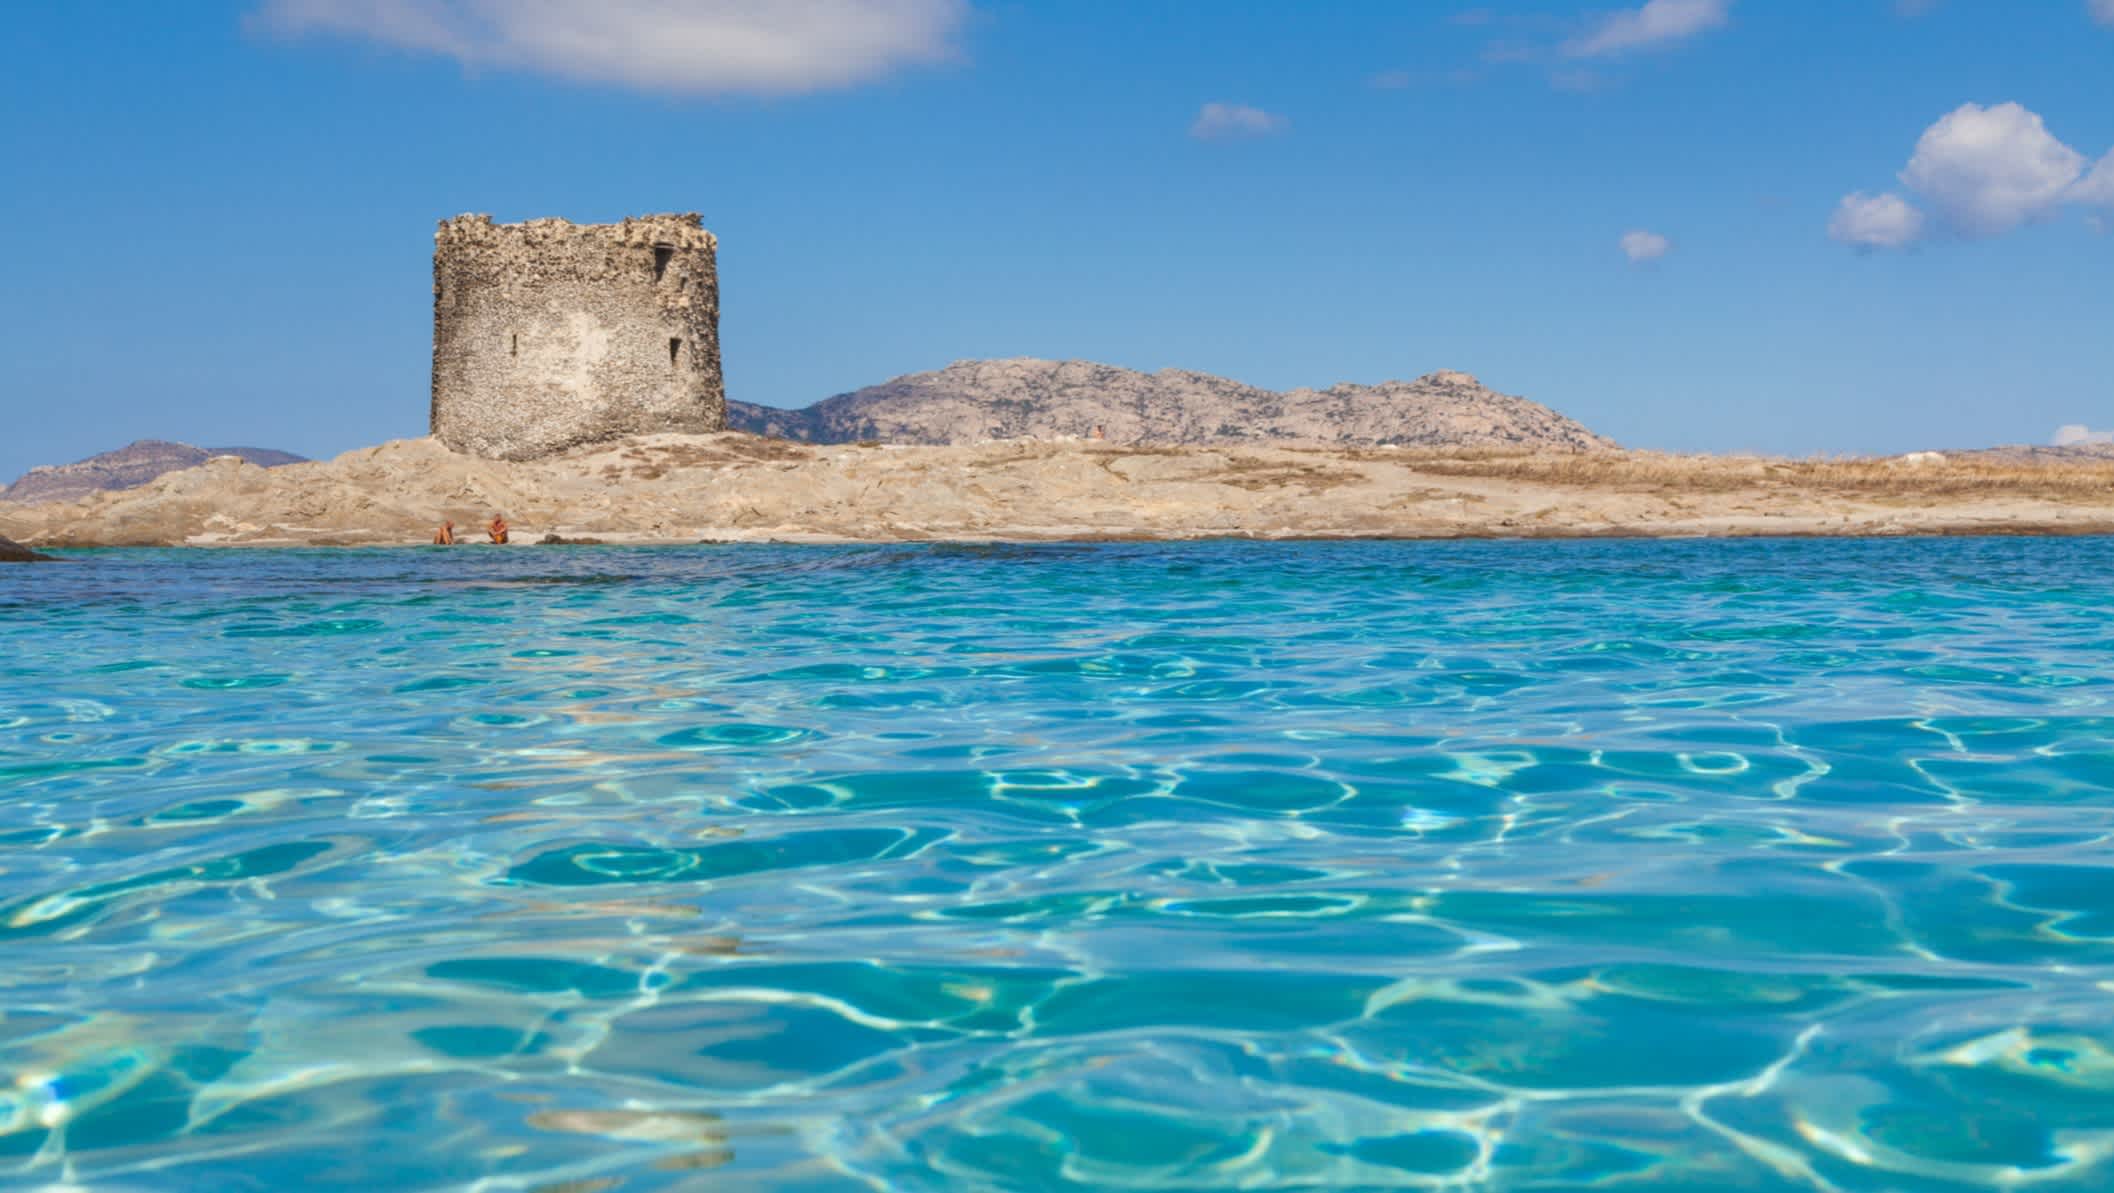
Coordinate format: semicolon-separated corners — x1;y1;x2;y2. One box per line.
1;440;307;505
4;361;1604;506
728;358;1613;451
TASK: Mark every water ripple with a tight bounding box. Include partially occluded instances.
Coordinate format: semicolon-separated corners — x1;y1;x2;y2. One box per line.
5;538;2114;1189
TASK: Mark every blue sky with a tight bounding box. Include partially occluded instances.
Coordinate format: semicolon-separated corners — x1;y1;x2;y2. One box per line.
2;1;2109;479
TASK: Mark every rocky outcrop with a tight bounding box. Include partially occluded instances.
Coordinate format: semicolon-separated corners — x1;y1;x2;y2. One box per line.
0;535;57;562
2;440;306;505
4;433;2111;548
728;359;1613;451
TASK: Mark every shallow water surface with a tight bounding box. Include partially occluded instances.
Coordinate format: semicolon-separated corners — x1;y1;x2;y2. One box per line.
5;539;2114;1190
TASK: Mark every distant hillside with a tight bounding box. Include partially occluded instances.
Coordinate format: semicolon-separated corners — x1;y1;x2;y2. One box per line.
2;440;308;505
1958;443;2114;463
728;358;1613;451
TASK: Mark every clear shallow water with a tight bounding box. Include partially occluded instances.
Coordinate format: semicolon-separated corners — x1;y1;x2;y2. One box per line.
5;539;2114;1190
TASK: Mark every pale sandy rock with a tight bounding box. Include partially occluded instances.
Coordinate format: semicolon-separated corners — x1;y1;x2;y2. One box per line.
3;433;2113;548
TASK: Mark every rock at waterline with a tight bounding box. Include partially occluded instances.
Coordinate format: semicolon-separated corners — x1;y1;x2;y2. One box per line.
0;536;59;562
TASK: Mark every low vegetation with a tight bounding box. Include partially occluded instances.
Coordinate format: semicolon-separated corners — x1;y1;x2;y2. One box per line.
1389;449;2114;498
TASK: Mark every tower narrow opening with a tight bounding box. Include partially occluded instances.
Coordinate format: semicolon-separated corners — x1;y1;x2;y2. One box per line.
510;333;518;357
669;337;682;368
652;245;675;281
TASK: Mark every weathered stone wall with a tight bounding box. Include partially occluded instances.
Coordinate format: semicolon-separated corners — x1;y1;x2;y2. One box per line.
431;214;724;460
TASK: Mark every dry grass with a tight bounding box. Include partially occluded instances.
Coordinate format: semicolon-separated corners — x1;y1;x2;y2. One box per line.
1200;456;1364;494
1391;449;2114;499
602;436;818;480
726;436;816;463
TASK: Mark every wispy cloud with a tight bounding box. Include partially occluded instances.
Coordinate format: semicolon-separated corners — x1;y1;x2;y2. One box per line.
1368;67;1479;90
1550;68;1609;93
2073;150;2114;230
1454;1;1723;89
1827;191;1926;250
1564;0;1731;58
1190;102;1288;141
1619;229;1673;262
2092;0;2114;27
248;0;969;96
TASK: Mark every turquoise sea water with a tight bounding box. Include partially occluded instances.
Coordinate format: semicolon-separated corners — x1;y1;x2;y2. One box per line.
5;539;2114;1190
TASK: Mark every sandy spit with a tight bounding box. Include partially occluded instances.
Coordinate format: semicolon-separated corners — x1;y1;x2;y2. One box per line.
4;434;2113;548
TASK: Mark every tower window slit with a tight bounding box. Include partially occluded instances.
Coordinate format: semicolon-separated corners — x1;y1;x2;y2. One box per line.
653;245;675;281
670;337;682;367
510;333;518;357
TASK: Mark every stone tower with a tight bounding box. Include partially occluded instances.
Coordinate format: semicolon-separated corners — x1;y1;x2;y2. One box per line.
431;213;725;460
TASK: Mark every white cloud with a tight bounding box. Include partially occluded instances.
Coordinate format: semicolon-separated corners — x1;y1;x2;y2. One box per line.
1189;102;1288;141
1834;102;2114;248
2071;148;2114;210
1899;102;2085;235
249;0;968;96
1619;229;1672;262
2055;424;2114;446
1564;0;1730;57
2092;0;2114;27
1828;191;1926;249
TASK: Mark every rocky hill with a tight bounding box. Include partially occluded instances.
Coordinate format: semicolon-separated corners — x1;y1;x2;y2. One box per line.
728;359;1613;450
2;440;307;505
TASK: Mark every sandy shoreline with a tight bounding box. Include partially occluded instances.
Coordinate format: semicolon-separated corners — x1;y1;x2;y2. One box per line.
6;432;2114;548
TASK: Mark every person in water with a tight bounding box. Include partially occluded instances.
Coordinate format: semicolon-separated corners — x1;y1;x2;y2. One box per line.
432;520;456;545
487;514;510;545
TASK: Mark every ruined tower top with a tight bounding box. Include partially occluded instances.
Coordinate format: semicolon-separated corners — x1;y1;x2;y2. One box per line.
430;213;725;460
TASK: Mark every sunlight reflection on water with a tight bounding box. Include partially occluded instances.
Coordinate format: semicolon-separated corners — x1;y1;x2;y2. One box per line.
4;539;2114;1189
